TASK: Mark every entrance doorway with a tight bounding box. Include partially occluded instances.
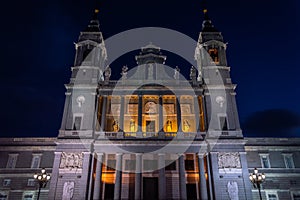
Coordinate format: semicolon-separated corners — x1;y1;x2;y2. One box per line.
143;177;158;200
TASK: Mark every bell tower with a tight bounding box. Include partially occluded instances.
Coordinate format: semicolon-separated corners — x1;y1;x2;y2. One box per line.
195;6;243;138
58;9;107;139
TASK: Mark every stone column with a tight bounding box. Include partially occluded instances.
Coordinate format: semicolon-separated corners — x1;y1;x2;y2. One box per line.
138;95;143;133
114;153;123;200
178;154;187;200
100;96;107;132
158;154;166;200
93;153;104;200
135;153;142;200
194;95;200;132
198;153;208;200
176;96;182;132
119;96;125;131
159;95;164;132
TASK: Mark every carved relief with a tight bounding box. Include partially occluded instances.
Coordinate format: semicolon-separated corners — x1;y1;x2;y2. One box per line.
227;181;239;200
60;152;83;170
62;181;74;200
218;152;241;168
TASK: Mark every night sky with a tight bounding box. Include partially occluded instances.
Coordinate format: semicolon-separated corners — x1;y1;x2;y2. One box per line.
1;0;299;138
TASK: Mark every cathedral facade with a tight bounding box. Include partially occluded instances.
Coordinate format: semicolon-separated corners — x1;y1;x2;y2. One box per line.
0;8;300;200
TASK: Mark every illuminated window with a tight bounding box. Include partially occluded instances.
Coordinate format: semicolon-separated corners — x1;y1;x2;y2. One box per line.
180;96;196;132
6;154;18;169
106;96;121;132
163;96;177;132
142;96;159;133
283;154;295;169
260;154;271;168
124;96;138;133
208;48;219;63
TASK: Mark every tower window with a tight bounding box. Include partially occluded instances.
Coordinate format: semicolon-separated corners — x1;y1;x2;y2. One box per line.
83;48;93;62
73;115;82;130
219;116;228;130
208;48;219;63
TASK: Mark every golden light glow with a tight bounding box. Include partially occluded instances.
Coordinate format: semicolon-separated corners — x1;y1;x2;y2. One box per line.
95;9;100;14
203;9;208;14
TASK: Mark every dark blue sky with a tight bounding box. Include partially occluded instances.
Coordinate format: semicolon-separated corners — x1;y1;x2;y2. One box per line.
0;0;299;137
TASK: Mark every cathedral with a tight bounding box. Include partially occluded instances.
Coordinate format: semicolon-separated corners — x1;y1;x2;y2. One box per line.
0;6;300;200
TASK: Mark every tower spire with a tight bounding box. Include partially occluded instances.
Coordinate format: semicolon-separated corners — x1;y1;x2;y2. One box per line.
201;0;218;32
84;9;101;32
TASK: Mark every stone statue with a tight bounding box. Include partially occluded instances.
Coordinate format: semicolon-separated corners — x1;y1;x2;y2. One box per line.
112;120;119;132
130;119;135;132
62;181;74;200
104;65;111;81
227;181;239;200
174;66;180;80
190;66;196;80
166;120;172;132
121;66;128;80
183;119;190;131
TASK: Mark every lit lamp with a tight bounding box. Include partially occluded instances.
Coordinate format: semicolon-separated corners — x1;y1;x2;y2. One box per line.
249;168;266;200
34;168;51;200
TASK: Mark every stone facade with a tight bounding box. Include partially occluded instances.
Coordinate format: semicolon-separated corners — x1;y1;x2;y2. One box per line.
0;8;300;200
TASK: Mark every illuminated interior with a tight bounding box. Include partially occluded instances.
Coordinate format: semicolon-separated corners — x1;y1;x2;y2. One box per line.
180;96;196;132
208;48;219;64
142;95;159;133
198;96;206;132
106;96;121;132
163;95;177;132
124;95;138;134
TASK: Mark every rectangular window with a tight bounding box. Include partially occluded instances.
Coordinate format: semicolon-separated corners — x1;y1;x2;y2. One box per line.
283;154;295;169
219;116;228;130
31;154;42;169
293;193;300;200
267;193;278;200
165;160;176;171
73;115;82;130
23;192;35;200
6;154;18;168
27;179;35;187
0;191;8;200
143;160;158;171
260;154;271;168
185;160;195;171
106;160;116;171
3;179;11;187
125;160;136;171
